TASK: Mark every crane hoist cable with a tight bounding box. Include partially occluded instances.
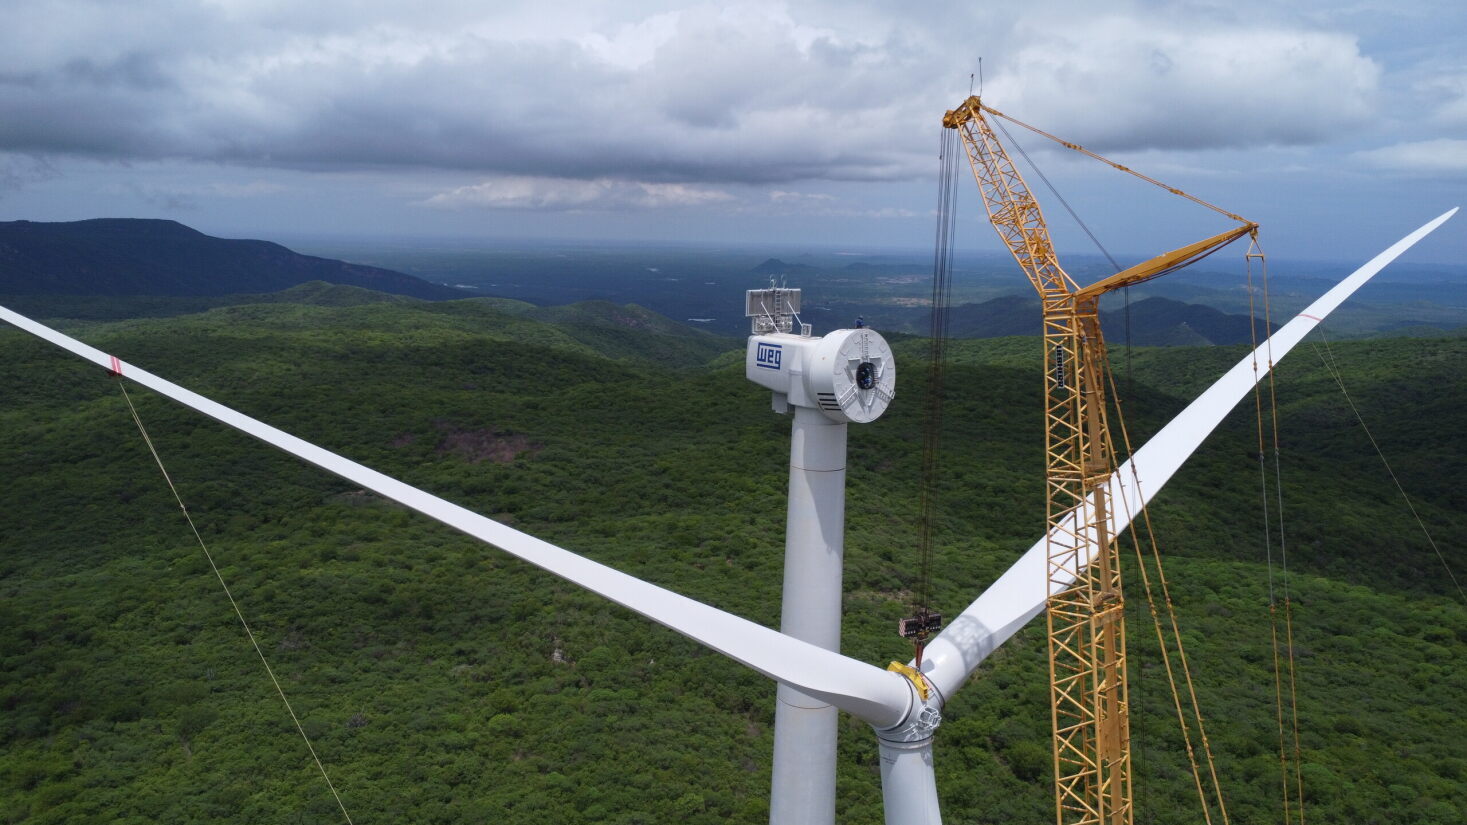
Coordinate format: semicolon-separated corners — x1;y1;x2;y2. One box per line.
1244;245;1310;825
1104;361;1231;825
902;125;960;665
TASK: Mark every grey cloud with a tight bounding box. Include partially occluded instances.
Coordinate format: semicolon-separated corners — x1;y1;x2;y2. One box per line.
420;176;734;211
129;182;198;211
0;153;58;195
0;5;940;183
1354;139;1467;175
984;19;1381;152
0;1;1434;190
1423;74;1467;127
59;53;176;92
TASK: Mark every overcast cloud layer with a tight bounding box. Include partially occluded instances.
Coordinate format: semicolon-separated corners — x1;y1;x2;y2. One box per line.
0;0;1461;259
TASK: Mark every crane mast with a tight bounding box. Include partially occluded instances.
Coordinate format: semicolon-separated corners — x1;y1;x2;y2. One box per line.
942;96;1255;825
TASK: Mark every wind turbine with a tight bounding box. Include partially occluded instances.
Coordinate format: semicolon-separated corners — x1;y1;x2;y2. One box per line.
0;208;1454;824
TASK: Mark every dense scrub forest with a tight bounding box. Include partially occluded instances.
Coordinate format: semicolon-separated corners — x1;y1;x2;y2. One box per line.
1;293;1463;824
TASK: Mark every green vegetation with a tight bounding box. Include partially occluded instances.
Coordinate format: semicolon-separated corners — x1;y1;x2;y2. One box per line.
1;297;1463;824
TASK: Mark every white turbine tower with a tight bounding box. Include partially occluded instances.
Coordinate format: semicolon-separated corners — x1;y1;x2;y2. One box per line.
0;209;1455;824
742;284;897;824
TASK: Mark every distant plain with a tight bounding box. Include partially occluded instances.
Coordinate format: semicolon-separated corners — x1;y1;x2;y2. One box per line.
289;236;1467;341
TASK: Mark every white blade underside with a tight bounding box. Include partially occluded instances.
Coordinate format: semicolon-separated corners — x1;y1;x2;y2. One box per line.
0;304;914;728
921;207;1459;701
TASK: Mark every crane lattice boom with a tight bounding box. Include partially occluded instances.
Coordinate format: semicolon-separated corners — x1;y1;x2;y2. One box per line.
943;95;1255;825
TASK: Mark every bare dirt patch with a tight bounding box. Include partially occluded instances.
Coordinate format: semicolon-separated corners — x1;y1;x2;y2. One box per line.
606;308;655;329
434;425;540;464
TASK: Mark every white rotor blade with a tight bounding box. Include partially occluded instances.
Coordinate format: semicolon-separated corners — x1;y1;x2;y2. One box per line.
0;305;913;728
921;207;1458;701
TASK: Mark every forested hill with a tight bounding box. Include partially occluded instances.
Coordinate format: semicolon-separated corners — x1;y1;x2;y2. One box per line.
0;219;462;300
0;300;1462;824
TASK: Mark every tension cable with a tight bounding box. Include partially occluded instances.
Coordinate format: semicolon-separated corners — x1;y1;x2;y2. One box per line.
114;376;356;825
1311;329;1466;605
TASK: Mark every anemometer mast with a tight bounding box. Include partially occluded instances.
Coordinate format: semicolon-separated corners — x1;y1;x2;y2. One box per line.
943;96;1256;825
745;286;899;825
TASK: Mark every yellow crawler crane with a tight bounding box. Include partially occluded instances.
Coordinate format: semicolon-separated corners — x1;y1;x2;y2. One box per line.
942;96;1256;825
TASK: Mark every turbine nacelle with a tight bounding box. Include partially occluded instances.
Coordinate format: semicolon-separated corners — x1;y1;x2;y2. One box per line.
744;287;896;423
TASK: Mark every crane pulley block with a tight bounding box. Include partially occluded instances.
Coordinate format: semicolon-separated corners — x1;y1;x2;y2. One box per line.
898;611;942;640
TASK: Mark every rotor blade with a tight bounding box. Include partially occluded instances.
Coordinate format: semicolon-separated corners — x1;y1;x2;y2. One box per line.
0;305;914;729
920;207;1459;701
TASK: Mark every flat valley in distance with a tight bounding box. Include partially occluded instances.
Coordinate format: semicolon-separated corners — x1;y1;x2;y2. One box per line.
289;234;1467;342
5;219;1461;349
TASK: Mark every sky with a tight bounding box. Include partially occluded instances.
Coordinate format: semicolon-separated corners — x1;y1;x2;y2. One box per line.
0;0;1463;263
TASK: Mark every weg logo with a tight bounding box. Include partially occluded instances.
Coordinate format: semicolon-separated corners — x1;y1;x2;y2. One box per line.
755;341;783;370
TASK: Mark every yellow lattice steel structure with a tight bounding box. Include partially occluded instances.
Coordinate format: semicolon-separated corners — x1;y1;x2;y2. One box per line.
942;96;1255;825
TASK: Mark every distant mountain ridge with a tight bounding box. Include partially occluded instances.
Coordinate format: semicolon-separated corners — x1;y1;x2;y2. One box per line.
751;257;817;275
0;218;462;300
